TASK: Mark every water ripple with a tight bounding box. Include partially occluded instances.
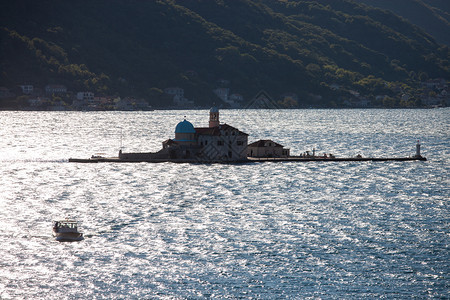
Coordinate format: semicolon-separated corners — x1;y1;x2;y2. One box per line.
0;109;448;298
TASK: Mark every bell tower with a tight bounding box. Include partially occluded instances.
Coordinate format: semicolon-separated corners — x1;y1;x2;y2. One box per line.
209;107;219;128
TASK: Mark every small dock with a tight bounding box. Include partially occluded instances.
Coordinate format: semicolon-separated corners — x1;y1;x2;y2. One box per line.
69;155;426;164
248;156;427;162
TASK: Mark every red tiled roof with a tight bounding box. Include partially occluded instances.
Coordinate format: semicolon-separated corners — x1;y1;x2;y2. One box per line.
195;123;248;136
195;127;220;136
248;139;284;148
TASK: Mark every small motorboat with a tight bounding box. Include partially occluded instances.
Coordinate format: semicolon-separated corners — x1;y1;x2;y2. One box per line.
53;219;84;242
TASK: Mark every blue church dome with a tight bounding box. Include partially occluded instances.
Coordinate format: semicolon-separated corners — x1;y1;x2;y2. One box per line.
175;119;196;134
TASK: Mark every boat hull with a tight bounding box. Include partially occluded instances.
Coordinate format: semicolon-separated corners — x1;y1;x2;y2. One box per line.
53;232;84;242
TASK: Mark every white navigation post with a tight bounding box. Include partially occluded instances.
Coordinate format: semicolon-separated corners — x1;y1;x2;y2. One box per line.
415;140;421;158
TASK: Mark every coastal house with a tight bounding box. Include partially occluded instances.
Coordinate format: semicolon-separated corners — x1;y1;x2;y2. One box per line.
45;84;67;95
73;91;95;109
19;85;33;95
214;88;245;108
164;87;194;107
247;140;290;158
76;91;94;102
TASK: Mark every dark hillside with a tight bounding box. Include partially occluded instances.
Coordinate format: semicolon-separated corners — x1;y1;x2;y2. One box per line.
356;0;450;46
0;0;449;108
262;0;446;78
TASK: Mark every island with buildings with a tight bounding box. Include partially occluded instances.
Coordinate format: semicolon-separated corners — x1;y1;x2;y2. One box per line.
69;108;426;164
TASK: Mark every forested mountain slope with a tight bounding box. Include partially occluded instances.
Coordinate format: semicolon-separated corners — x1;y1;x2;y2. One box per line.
0;0;448;107
356;0;450;46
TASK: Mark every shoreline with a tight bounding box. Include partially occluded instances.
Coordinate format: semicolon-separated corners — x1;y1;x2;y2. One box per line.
68;155;427;164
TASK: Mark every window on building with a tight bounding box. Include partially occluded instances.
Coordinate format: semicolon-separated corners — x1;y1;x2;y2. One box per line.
217;140;224;146
237;141;243;146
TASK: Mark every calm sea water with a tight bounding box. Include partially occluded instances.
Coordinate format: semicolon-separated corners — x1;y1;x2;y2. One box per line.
0;109;448;299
